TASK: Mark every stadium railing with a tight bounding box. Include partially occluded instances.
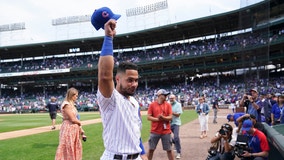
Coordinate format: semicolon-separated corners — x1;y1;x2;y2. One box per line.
262;123;284;160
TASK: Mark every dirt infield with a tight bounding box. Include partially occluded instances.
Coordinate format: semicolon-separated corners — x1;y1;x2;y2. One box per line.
0;109;235;159
143;109;234;160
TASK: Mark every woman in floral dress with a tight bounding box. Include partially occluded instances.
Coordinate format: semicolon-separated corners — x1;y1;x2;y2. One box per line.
55;87;86;160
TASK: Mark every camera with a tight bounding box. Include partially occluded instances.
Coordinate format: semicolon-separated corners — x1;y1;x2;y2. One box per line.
219;123;232;136
219;128;228;135
208;147;217;156
243;96;250;105
244;98;250;103
206;146;219;160
82;136;87;142
243;93;252;105
234;135;250;158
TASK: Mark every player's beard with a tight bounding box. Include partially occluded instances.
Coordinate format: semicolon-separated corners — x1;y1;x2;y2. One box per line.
119;83;136;97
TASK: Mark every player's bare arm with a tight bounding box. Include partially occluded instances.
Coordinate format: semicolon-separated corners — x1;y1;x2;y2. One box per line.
98;19;117;98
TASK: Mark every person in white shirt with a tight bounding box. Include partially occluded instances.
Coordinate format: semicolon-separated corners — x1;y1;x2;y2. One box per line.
94;7;146;160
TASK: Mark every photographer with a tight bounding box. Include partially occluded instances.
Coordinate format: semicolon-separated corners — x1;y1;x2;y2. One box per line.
240;119;270;160
240;89;261;122
207;123;235;160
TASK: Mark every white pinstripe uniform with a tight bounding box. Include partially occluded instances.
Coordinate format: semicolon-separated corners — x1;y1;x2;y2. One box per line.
97;89;142;160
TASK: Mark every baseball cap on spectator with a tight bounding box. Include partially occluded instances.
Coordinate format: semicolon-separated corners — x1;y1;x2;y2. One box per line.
242;119;253;131
275;93;281;97
156;89;170;96
227;114;233;122
250;88;258;93
91;7;121;30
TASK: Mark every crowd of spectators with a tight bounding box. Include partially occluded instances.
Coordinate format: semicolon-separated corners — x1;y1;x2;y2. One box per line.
0;75;283;113
0;28;283;113
0;88;98;113
0;28;283;73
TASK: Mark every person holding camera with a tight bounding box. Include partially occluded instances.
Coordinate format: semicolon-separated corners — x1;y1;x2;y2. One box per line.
240;89;261;122
240;119;270;160
207;123;236;160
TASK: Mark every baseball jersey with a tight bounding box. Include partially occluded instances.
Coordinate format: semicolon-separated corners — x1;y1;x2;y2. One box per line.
247;129;270;154
233;113;245;127
97;89;142;155
271;103;283;119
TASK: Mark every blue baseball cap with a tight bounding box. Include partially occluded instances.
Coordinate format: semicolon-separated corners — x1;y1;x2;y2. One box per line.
91;7;121;30
227;114;233;122
242;119;253;131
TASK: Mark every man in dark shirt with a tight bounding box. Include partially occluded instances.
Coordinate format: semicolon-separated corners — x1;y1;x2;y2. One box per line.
46;97;59;130
267;93;277;107
212;100;219;124
259;92;272;125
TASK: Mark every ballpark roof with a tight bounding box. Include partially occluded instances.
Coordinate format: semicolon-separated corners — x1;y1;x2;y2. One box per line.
0;0;283;60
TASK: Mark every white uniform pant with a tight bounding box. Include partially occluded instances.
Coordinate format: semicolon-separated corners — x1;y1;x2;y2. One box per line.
198;114;209;131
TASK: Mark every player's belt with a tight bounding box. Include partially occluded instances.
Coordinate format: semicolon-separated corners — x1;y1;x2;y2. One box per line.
113;153;139;159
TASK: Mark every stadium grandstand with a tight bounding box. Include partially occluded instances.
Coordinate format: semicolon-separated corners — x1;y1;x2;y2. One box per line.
0;0;283;108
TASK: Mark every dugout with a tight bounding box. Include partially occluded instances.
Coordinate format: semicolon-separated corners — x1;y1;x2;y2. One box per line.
262;123;284;160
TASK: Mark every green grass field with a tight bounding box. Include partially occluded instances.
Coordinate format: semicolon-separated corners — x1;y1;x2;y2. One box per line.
0;110;197;160
0;112;101;133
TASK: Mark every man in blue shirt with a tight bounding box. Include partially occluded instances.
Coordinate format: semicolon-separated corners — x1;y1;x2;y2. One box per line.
240;88;261;122
169;94;183;159
227;112;245;127
271;94;284;125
